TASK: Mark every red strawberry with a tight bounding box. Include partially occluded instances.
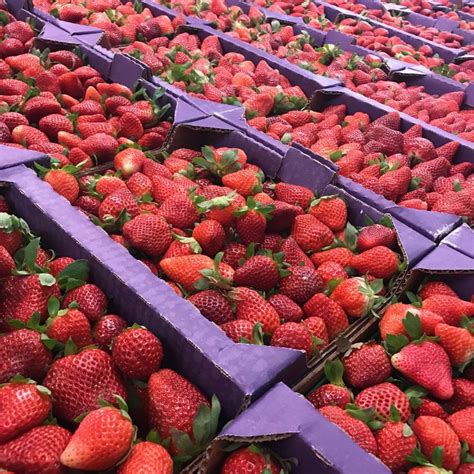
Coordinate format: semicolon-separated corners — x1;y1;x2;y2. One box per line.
310;247;353;268
268;294;303;323
114;148;146;177
270;322;313;358
274;182;313;209
350;246;399;279
309;196;348;231
61;406;134;471
112;327;163;381
419;281;457;300
219;319;254;342
220;445;280;474
412;416;461;471
117;441;173;474
280;237;314;268
188;289;234;325
243;93;274;117
122;214;172;257
93;314;127;350
0;425;71;474
233;255;280;292
38;114;73;140
0;245;14;278
98;188;140;221
391;342;453;400
79;133;118;162
44;169;80;203
192;219;226;257
343;342;392;389
291;214;334;252
445;378;474;412
46;308;93;348
331;277;381;318
119;112;144;140
435;323;474;369
230;287;280;335
375;422;417;472
317;261;348;286
357;224;397;251
447;407;474;454
279;265;324;305
22;97;61;123
422;295;474;326
62;284;107;322
43;348;126;423
12;125;49;146
414;398;449;420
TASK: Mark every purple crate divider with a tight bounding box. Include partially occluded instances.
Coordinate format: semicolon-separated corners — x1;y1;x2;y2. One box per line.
6;0;26;15
204;383;391;474
0;165;306;418
406;11;437;27
108;53;148;88
0;146;49;170
411;245;474;301
435;16;461;31
440;224;474;259
336;176;461;242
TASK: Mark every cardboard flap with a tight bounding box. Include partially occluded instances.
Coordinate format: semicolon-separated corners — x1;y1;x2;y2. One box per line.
0;146;48;170
108;53;147;88
441;224;474;259
325;29;355;47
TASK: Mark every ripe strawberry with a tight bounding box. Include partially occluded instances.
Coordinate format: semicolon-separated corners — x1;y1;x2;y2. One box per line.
310;247;353;268
375;422;417;472
279;265;324;305
303;293;349;339
38;114;73;140
274;182;313;209
93;314;127;350
280;237;314;268
350;246;400;279
22;97;62;123
270;322;313;358
96;176;127;197
343;342;392;389
331;277;380;318
0;381;51;444
435;323;474;369
235;209;267;245
220;319;254;343
12;125;49;146
119;112;144;140
0;425;71;474
62;283;107;322
307;360;352;409
123;214;172;257
43;348;126;423
244;93;274;117
114;148;146;177
222;168;262;197
79;133;118;162
412;416;461;471
233;255;280;292
188;289;234;325
268;294;303;323
112;327;163;381
317;261;348;286
447;407;474;454
392;342;453;400
0;245;14;278
292;214;334;252
117;441;173;474
419;281;457;300
160;194;200;229
230;287;280;335
98;188;140;221
192;219;226;257
61;406;134;471
220;445;280;474
319;406;378;456
309;196;348;231
44;169;80;203
46;308;93;348
355;382;410;421
422;295;474;326
126;172;152;198
148;369;209;454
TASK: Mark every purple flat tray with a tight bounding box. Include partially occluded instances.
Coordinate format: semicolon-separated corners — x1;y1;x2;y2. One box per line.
201;383;390;474
0;146;48;170
0;164;304;419
440;223;474;259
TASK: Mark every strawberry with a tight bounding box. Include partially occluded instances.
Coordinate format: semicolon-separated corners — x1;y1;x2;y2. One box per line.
435;323;474;369
307;359;352;409
235;209;267;245
119;112;144;140
98;188;140;221
38;114;73;140
391;342;453;400
230;287;280;335
436;141;459;161
243;93;274;117
0;244;14;277
309;196;348;231
310;247;353;268
274;182;313;209
447;407;474;454
375;422;417;472
355;382;411;421
61;406;134;471
233;255;280;292
58;72;84;99
279;265;324;305
343;342;392;389
126;172;152;198
112;327;163;381
188;289;234;325
422;295;474;326
303;293;349;339
270;322;313;358
79;133;118;162
280;237;314;268
319;405;378;456
419;281;457;300
0;112;28;131
93;314;127;350
22;97;62;123
117;441;173;474
148;369;209;454
330;277;381;318
446;378;474;412
122;214;172;257
160;195;200;229
192;219;226;257
44;169;80;204
43;348;127;423
0;381;51;444
62;283;107;322
114;148;146;177
350;246;400;279
291;214;334;252
46;307;93;348
222;168;262;197
0;425;71;473
220;319;254;342
220;445;280;474
317;261;348;286
11;125;49;147
268;294;303;323
412;416;461;471
357;224;396;251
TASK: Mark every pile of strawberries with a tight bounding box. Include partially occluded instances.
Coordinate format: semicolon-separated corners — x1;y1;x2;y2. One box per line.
307;279;474;473
0;18;172;164
0;197;220;473
43;144;405;357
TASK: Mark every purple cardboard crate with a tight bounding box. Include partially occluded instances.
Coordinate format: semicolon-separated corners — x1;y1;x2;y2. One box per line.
0;164;305;419
200;383;390;474
440;223;474;259
0;146;49;170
